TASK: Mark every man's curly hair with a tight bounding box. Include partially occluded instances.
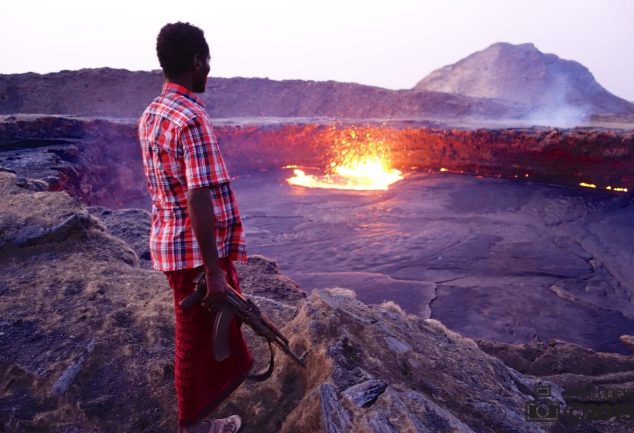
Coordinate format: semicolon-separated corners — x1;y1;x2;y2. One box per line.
156;22;209;77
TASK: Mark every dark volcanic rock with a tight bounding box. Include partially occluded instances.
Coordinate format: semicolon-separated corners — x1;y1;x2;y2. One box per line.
2;171;633;433
415;42;634;118
218;287;634;433
476;338;634;377
235;255;307;305
341;379;389;408
476;338;634;429
1;116;632;212
88;206;153;268
215;121;634;193
0;115;147;207
0;69;525;120
0;170;302;432
235;170;634;356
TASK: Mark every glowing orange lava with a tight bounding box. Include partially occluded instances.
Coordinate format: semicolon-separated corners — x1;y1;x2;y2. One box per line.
580;182;629;193
286;128;403;191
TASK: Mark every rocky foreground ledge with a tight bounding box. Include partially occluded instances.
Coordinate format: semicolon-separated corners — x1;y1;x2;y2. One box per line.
1;171;634;433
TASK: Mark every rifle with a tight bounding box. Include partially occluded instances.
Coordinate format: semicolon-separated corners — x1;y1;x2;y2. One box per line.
179;271;307;381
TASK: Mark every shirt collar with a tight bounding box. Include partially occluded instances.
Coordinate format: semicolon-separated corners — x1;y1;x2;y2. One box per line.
161;82;205;108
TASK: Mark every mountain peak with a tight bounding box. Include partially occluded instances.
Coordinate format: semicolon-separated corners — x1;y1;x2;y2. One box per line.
489;41;536;50
414;42;633;116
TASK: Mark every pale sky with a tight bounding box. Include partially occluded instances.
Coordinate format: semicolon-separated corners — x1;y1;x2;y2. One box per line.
1;0;633;100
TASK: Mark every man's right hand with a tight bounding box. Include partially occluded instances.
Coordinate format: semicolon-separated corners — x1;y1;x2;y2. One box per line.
201;268;230;308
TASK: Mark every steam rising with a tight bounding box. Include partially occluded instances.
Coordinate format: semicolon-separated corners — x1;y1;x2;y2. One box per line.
521;75;591;127
522;104;590;127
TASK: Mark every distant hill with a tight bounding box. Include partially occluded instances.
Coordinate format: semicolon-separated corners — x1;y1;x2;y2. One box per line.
1;43;632;121
0;69;523;120
415;42;634;118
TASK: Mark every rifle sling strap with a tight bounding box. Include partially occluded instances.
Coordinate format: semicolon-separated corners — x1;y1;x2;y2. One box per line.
246;340;274;382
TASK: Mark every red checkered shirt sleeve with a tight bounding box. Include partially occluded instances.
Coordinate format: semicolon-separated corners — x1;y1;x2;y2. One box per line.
181;116;231;188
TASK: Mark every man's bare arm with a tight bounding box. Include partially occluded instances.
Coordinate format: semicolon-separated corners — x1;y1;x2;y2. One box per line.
186;186;230;306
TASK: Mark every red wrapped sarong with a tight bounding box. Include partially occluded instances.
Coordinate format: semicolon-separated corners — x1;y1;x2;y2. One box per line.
164;257;254;427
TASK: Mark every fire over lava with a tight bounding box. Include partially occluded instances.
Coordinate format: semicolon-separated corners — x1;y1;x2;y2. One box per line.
286;127;403;191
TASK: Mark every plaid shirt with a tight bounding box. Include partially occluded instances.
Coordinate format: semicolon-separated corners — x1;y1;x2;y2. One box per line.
138;82;247;271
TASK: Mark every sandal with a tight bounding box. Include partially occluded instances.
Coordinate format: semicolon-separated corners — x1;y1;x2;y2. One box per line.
202;414;242;433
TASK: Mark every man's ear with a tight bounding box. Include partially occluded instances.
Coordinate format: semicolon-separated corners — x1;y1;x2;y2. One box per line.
193;55;202;70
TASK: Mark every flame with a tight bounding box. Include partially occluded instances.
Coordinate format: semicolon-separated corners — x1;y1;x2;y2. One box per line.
287;128;403;191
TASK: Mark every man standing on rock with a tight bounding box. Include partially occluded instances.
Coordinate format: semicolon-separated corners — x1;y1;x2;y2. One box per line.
138;22;252;433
